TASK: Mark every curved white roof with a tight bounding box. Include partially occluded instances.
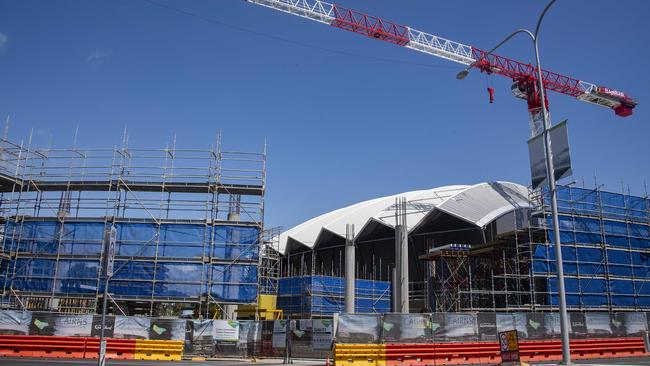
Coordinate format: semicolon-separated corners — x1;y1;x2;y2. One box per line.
279;181;531;254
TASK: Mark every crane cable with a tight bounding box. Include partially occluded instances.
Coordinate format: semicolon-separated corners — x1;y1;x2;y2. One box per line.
141;0;460;71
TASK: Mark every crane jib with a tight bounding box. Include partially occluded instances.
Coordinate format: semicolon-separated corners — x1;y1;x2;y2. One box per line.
330;5;409;46
246;0;637;117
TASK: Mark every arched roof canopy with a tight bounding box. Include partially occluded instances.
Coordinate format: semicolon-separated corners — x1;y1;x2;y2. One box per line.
280;182;531;255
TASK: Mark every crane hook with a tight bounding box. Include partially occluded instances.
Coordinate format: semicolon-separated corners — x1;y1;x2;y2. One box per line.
487;87;495;104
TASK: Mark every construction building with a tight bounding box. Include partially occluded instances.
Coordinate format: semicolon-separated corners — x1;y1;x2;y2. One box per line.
278;181;650;316
0;130;268;318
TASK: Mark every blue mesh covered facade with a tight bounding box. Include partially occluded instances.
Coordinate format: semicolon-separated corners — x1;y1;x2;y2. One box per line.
2;221;259;302
0;135;266;315
277;276;391;317
531;186;650;310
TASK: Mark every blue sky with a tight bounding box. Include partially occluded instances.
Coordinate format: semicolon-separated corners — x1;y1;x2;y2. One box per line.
1;0;649;230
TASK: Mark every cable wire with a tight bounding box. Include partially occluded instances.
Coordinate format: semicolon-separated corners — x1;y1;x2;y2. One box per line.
142;0;458;70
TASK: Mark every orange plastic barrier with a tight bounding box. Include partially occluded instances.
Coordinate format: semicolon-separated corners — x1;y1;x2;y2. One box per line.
84;338;136;360
519;338;647;362
384;342;500;366
0;335;136;360
0;335;87;358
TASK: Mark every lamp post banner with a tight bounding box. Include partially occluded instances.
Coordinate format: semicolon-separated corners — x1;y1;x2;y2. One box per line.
528;120;572;189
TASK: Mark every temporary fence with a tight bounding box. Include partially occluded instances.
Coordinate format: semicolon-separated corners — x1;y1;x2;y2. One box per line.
334;312;650;365
0;309;648;361
0;310;334;359
335;312;650;343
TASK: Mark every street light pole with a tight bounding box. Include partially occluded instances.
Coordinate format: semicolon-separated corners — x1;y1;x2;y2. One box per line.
531;3;572;365
98;225;116;366
456;1;571;364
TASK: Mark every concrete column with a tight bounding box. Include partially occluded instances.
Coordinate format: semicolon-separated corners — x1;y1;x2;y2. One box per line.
394;223;402;313
400;219;409;313
344;224;355;313
391;266;398;313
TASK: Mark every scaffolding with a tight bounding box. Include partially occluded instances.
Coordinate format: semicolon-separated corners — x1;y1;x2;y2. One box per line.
526;184;650;311
259;226;282;295
276;275;391;318
423;184;650;313
420;244;471;312
0;129;266;316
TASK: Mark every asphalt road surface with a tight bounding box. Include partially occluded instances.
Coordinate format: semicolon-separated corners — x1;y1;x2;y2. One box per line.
1;358;650;366
0;358;322;366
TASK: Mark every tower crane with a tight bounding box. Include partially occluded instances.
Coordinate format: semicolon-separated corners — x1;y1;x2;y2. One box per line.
245;0;637;134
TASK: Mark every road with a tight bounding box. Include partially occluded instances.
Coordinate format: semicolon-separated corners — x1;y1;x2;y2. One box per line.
1;358;650;366
0;358;323;366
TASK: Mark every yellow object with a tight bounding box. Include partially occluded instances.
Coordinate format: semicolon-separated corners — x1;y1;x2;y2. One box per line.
237;294;283;320
134;339;183;361
334;343;386;366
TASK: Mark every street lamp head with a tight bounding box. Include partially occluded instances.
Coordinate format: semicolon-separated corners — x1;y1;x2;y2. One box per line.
456;69;469;80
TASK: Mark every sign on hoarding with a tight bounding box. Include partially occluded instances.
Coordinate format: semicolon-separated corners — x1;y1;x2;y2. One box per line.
213;320;240;342
498;329;520;363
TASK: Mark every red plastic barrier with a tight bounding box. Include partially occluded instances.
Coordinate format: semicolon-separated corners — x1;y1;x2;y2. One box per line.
0;335;136;360
0;335;87;358
519;338;647;362
385;342;500;366
84;338;136;360
384;338;648;366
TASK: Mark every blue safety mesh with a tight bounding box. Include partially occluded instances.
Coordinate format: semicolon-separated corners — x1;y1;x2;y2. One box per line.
213;226;260;260
1;221;259;302
277;276;391;315
537;186;650;309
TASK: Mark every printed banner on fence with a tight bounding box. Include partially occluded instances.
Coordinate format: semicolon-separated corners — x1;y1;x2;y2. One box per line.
213;320;240;342
150;318;187;340
444;313;477;341
192;320;214;341
524;313;547;339
496;313;528;339
336;314;380;343
585;312;613;337
272;320;286;349
570;312;586;338
91;315;115;338
477;312;497;341
29;312;56;336
114;316;150;339
53;314;93;337
383;314;430;343
238;320;262;346
0;310;31;335
611;313;628;337
543;313;561;338
312;319;333;350
623;312;647;336
291;319;309;341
